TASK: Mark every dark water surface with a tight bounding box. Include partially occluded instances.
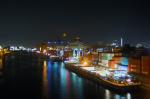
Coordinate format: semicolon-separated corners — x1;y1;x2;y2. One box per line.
0;59;149;99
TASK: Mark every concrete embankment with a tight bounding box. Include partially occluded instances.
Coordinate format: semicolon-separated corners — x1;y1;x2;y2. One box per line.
65;63;140;92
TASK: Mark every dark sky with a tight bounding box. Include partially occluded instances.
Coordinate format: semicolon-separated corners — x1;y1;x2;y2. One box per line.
0;0;150;47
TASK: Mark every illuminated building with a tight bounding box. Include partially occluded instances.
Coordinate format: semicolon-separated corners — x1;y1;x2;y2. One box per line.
69;39;88;59
98;51;128;71
128;57;141;74
37;42;48;52
136;42;150;48
111;40;119;47
36;34;90;61
141;56;150;75
98;52;114;67
109;57;128;70
128;56;150;76
128;55;150;89
97;45;132;76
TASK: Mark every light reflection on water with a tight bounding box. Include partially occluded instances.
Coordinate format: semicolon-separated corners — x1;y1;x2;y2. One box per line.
1;56;149;99
42;61;135;99
127;93;131;99
105;89;111;99
0;59;3;70
42;61;48;99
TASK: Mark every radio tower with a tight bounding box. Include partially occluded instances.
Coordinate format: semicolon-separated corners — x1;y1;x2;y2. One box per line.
121;37;123;47
120;32;125;47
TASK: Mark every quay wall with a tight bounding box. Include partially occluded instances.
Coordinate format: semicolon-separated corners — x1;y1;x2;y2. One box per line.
65;64;140;92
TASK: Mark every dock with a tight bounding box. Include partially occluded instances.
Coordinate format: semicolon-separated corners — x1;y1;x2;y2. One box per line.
64;63;141;91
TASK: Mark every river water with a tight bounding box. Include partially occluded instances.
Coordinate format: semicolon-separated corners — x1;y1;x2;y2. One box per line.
0;59;149;99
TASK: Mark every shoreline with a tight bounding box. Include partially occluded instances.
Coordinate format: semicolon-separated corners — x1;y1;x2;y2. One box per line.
64;63;141;92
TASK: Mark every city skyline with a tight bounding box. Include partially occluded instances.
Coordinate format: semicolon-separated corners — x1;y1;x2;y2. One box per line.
0;1;150;99
0;0;150;46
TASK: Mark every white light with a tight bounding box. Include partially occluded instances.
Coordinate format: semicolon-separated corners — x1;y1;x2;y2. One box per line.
105;89;110;99
81;67;95;71
32;48;37;51
10;46;15;51
83;61;88;66
126;79;131;82
43;49;46;53
36;51;40;53
127;93;131;99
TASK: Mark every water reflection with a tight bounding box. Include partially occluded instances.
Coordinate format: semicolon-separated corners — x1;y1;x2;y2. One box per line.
105;89;111;99
41;61;148;99
1;56;149;99
0;59;3;70
42;61;48;99
127;93;131;99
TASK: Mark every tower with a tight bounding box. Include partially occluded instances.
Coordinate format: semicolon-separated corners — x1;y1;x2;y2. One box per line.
120;32;125;47
121;37;123;47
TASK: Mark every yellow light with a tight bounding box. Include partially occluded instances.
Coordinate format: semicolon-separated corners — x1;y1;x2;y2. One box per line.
49;47;53;50
43;49;46;53
63;32;67;37
44;61;47;67
83;61;88;66
40;47;42;51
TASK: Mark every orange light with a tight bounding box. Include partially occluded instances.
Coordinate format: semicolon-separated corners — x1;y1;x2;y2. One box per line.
83;61;88;66
43;49;47;53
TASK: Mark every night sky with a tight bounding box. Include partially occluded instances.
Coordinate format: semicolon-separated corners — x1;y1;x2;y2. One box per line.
0;0;150;47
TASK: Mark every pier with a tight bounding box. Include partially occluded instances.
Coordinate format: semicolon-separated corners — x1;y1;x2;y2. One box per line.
64;62;141;91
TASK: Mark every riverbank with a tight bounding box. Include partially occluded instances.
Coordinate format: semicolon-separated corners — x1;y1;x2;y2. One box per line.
64;63;141;92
